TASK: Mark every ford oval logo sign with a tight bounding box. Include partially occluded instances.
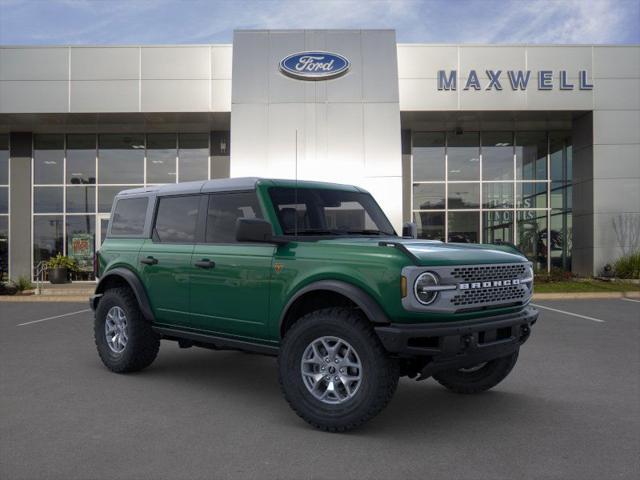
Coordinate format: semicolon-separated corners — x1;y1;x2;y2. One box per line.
279;51;350;81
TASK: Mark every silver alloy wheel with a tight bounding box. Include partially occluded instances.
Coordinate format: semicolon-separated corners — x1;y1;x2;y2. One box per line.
300;336;363;405
105;306;128;354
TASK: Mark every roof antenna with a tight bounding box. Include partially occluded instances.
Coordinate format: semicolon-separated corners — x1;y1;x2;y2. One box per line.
294;128;298;237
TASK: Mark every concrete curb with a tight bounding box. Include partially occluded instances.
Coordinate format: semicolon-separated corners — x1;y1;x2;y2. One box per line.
533;291;640;300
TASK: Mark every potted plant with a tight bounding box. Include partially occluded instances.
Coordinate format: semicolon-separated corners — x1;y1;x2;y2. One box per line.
47;254;78;284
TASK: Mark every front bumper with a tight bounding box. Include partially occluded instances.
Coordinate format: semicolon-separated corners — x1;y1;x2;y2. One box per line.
375;306;538;377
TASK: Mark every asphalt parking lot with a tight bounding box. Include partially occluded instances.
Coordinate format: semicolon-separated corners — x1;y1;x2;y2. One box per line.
1;299;639;480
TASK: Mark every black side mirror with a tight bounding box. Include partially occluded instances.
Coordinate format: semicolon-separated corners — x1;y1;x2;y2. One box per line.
402;222;417;239
236;218;287;244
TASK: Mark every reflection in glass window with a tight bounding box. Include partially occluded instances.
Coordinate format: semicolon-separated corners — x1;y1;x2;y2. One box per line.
66;215;95;277
98;186;137;213
448;183;480;209
34;135;64;185
448;132;480;181
147;134;177;184
66;186;96;213
414;211;445;241
517;182;547;209
550;209;572;271
0;216;7;280
34;187;63;213
483;182;514;209
206;192;263;243
448;212;479;243
412;133;445;181
0;134;8;185
66;134;96;184
550;132;572;183
111;197;148;236
482;132;514;181
178;133;208;182
516;132;547;181
154;195;200;243
98;134;144;184
33;215;64;265
412;183;445;210
0;187;7;214
483;211;513;244
517;210;547;270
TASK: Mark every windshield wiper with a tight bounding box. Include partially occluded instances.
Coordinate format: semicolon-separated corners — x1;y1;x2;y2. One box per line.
346;229;388;235
284;229;347;236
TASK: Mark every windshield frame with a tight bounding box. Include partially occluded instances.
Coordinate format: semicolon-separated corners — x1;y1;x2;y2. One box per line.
267;186;397;238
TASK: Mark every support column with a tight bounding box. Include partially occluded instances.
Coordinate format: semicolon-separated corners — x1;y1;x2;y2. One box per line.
9;132;32;279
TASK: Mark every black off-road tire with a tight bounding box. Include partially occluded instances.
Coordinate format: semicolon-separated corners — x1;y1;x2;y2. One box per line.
94;287;160;373
433;350;519;394
278;307;399;432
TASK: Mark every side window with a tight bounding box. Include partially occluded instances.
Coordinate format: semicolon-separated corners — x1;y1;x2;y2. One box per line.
153;195;200;243
205;192;263;243
110;197;148;236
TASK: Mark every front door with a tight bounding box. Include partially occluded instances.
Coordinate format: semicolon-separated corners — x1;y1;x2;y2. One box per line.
138;194;201;327
189;192;274;339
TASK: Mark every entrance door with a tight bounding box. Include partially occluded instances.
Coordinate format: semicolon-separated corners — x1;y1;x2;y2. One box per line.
188;192;274;339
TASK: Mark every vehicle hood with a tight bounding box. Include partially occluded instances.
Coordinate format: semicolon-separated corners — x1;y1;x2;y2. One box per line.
317;237;527;266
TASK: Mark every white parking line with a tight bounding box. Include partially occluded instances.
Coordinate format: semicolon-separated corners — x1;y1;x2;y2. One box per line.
621;298;640;304
17;309;91;327
531;303;605;323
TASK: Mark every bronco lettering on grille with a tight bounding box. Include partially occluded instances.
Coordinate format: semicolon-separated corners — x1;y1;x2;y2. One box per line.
459;279;521;290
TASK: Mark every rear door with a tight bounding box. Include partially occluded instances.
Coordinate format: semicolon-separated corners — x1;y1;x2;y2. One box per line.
188;191;275;339
138;194;202;327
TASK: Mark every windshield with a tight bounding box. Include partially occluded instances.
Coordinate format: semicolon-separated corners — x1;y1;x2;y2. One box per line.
268;187;396;236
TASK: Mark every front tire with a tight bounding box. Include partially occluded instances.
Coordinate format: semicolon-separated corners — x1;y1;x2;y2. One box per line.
94;287;160;373
278;307;399;432
433;350;519;394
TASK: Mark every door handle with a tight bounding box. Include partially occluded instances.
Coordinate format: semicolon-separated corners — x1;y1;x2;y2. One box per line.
194;259;215;269
140;256;158;265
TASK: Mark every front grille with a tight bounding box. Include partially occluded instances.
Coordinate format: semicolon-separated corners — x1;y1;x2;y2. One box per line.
450;264;527;283
451;284;527;307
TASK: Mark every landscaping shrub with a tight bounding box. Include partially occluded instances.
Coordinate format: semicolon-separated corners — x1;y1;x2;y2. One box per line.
613;251;640;279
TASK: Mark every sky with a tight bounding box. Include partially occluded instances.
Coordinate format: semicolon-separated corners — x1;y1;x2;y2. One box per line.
0;0;638;45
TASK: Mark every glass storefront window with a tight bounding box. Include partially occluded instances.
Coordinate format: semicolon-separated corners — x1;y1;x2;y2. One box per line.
178;133;208;182
483;211;513;244
447;132;479;181
448;183;480;209
98;186;137;213
414;211;445;241
517;210;547;271
34;135;64;185
550;209;572;271
550;132;572;183
66;215;96;280
0;216;7;280
0;134;8;185
517;182;547;209
482;132;514;181
34;187;63;213
413;133;445;181
448;211;479;243
33;215;64;266
0;187;7;214
483;182;514;209
66;134;96;184
98;134;144;184
412;183;445;210
147;133;177;184
66;186;96;213
516;132;547;181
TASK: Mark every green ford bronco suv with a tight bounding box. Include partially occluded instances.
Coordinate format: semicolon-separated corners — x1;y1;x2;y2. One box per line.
91;178;537;432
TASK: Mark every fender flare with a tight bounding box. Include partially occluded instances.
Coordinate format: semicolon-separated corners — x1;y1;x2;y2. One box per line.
279;280;391;332
93;268;155;322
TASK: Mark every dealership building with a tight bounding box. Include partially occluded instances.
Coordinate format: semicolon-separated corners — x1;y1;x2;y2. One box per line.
0;29;638;281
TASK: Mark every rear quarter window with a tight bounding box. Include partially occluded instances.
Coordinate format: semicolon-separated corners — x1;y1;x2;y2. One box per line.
110;197;148;236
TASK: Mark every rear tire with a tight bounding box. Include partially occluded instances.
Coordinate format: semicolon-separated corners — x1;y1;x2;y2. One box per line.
433;350;519;394
94;287;160;373
278;307;399;432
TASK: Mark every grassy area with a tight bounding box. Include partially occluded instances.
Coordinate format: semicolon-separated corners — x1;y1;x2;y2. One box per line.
534;279;640;293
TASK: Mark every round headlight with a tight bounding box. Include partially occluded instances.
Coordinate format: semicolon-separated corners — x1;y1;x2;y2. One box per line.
414;272;439;305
